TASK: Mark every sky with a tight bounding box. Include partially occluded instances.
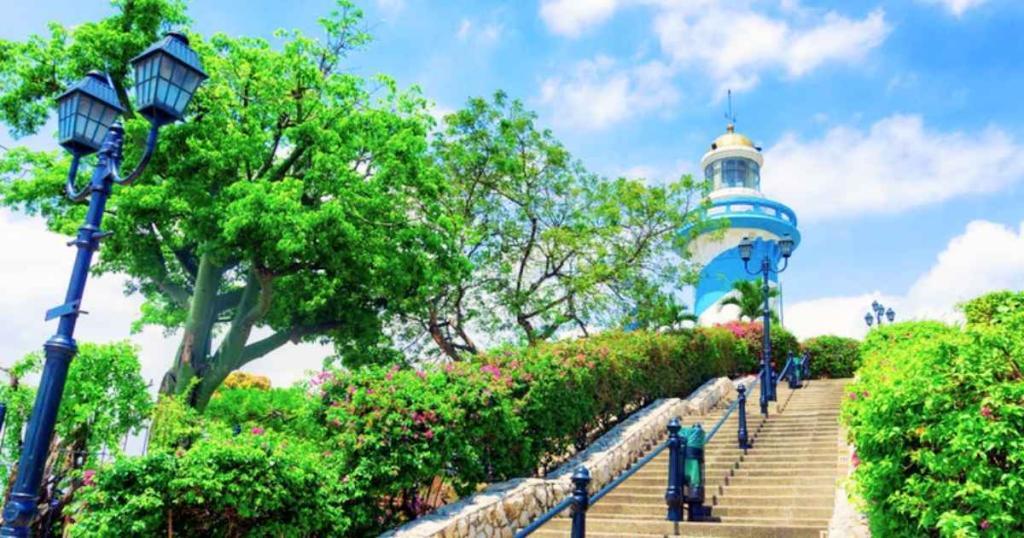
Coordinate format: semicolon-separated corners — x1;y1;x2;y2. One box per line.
2;0;1024;390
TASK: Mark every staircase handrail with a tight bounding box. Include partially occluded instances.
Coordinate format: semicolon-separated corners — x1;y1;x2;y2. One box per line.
706;376;759;444
778;357;795;383
513;495;575;537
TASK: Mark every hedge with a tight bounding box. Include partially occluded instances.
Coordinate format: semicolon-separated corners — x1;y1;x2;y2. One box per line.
70;328;752;536
801;335;860;378
841;291;1024;537
713;320;800;373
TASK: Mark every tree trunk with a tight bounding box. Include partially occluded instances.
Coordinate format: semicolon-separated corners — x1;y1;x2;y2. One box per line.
161;254;221;404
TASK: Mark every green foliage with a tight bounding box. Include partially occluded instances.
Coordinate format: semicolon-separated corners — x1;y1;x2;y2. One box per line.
960;290;1024;327
0;341;151;476
801;335;860;378
843;313;1024;537
712;320;799;374
70;328;745;535
397;92;712;360
0;0;461;406
718;279;779;323
69;431;351;537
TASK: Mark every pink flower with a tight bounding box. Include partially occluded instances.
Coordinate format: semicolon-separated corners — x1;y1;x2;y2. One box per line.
82;469;96;487
981;406;994;419
980;519;990;530
424;429;435;440
347;386;357;395
251;427;265;436
851;453;860;468
480;364;502;380
849;392;858;400
417;370;428;380
331;419;342;427
860;391;869;398
444;363;456;373
385;372;394;381
366;388;375;395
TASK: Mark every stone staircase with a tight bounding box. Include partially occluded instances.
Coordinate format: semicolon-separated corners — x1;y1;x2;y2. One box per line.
532;378;851;538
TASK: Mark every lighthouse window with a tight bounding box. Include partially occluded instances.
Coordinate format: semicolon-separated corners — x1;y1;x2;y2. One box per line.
722;159;748;188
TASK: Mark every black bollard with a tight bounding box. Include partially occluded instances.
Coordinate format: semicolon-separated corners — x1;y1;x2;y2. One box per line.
737;386;750;449
570;467;590;538
665;418;684;521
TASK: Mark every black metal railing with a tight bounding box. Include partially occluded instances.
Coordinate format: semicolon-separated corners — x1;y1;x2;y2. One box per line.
515;378;763;536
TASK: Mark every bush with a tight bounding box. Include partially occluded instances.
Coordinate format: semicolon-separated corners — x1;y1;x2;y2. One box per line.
801;335;860;378
713;320;800;373
69;431;351;537
70;329;746;536
842;301;1024;537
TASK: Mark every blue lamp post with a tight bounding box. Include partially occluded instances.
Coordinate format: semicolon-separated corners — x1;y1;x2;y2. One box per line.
864;301;895;329
738;234;794;416
0;32;205;536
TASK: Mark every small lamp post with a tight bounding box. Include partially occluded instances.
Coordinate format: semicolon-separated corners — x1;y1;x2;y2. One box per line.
738;234;795;416
1;32;206;536
864;301;895;329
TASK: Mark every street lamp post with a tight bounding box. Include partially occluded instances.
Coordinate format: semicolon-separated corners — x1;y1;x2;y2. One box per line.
0;32;206;536
864;301;895;329
738;234;795;416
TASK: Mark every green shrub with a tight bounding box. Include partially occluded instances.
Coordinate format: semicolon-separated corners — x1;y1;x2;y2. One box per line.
801;335;860;378
70;329;746;535
843;310;1024;537
69;431;351;537
712;320;800;373
960;290;1024;327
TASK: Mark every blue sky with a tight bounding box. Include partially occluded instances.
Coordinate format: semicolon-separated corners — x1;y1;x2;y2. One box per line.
3;0;1024;384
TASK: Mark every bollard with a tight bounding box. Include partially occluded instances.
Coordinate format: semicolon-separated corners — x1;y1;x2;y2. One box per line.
789;356;804;389
665;418;684;521
0;403;6;440
683;424;713;521
737;386;750;449
570;467;590;538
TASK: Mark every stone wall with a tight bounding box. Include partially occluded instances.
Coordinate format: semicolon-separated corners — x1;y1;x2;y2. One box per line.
382;375;753;538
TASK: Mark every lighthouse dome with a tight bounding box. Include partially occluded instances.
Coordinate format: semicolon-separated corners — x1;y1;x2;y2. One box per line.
711;124;755;150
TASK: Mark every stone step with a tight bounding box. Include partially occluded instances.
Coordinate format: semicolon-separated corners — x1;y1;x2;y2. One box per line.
587;502;834;520
530;519;826;537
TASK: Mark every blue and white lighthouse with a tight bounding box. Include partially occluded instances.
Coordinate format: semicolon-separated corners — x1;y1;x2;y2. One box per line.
689;124;800;324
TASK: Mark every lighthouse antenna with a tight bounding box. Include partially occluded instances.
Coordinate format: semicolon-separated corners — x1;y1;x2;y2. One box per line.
725;89;737;126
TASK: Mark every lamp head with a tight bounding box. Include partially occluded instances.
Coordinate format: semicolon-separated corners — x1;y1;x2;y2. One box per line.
886;308;895;322
131;31;208;125
864;312;874;327
738;236;753;263
56;71;125;155
778;234;795;259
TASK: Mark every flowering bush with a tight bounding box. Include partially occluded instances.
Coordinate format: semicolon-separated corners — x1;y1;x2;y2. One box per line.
801;335;860;378
712;320;800;373
842;293;1024;537
70;329;746;535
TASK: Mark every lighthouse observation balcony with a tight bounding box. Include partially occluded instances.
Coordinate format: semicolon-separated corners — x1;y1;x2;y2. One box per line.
682;195;800;243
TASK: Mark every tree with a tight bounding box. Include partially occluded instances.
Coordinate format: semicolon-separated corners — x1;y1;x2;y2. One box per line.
396;94;711;360
0;1;460;408
0;341;151;535
718;279;779;323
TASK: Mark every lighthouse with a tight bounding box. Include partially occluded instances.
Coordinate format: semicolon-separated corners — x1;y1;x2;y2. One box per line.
688;123;800;324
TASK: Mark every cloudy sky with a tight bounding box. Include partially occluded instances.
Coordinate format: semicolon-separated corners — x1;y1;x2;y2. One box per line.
3;0;1024;388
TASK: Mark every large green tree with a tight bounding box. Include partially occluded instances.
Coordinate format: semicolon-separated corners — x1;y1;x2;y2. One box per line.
0;1;459;407
398;94;711;360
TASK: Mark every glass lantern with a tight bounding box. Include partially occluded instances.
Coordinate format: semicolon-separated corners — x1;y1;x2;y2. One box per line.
738;236;753;262
778;234;795;258
131;32;208;125
56;71;125;155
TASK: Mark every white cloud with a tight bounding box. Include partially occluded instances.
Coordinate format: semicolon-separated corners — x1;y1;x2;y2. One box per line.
763;114;1024;221
539;56;679;130
921;0;988;17
539;0;621;37
653;6;889;96
0;210;328;395
539;1;890;96
785;219;1024;339
456;18;503;46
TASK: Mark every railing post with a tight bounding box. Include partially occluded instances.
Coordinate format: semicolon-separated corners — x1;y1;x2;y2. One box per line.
737;386;750;449
665;418;684;521
570;466;590;538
